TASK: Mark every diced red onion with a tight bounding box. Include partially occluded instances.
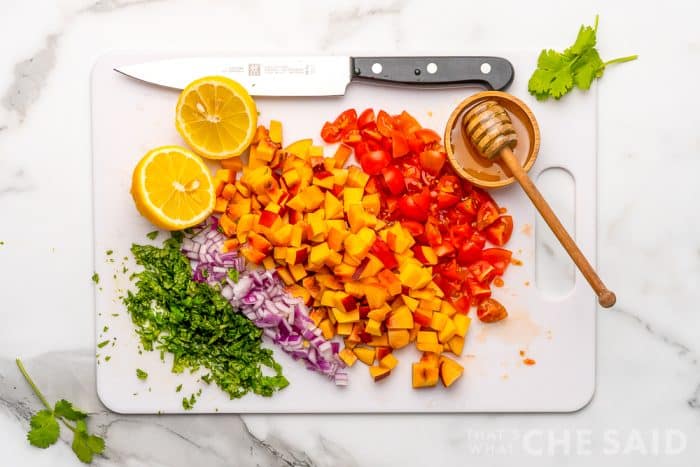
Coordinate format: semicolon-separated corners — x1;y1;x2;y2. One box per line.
183;218;347;385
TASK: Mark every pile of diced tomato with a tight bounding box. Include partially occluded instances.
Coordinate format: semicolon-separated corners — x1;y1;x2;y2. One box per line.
321;108;514;322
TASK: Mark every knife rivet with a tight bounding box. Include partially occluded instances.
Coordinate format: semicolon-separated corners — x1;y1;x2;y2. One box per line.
371;63;383;74
426;63;438;74
480;62;491;74
414;68;421;75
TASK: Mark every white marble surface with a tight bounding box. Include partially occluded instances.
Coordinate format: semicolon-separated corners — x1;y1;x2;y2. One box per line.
0;0;698;465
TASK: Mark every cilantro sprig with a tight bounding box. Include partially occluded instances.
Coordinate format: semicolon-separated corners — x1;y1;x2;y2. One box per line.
16;358;105;463
528;15;637;100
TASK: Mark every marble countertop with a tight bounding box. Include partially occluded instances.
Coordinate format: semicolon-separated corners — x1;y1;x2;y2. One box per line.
1;0;698;465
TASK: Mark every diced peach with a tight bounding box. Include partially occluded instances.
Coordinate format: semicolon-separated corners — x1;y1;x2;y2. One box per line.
300;185;324;211
284;138;313;159
447;335;465;356
240;246;266;265
369;365;391;381
218;214;237;237
430;312;449;332
413;308;433;327
377;270;402;296
439;356;464;387
337;322;354;336
276;266;295;285
285;246;309;265
220;156;243;171
343;187;364;213
420;352;440;367
353;346;375;366
214;197;229;213
222;238;239;252
375;347;392;361
453;314;471;337
262;256;275;270
290;224;304;247
338;348;357;367
413;245;438;265
333;143;352;168
313;172;335;190
324;192;344;220
269;120;282;143
438;319;457;343
318;319;334;339
388;329;410;349
365;285;387;309
412;362;439;388
324;250;343;268
332;307;359;324
386;306;414;329
366;334;389;347
362;193;381;215
365;319;382;336
309;243;331;267
289;263;307;282
367;304;391;322
399;264;432;289
214;168;235;183
379;353;398;370
331;168;349;185
346;166;370;188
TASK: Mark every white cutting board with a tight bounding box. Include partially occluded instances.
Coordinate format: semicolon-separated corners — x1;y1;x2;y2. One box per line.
92;52;597;413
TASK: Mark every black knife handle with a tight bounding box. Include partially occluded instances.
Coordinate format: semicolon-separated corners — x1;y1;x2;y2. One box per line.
351;56;514;91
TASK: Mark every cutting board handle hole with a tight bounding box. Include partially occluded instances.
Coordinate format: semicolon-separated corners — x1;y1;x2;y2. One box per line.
535;167;576;298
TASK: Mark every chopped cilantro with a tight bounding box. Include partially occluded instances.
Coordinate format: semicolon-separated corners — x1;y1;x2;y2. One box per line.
91;273;100;284
227;269;239;283
104;356;111;362
136;368;148;380
123;235;287;399
182;393;197;410
103;326;109;332
528;15;637;100
97;340;109;349
106;250;113;256
146;231;159;240
175;384;182;392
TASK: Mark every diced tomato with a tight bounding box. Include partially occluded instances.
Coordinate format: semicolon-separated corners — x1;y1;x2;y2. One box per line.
394;111;421;136
419;150;446;175
453;296;471;314
457;241;481;265
376;110;396;137
476;201;500;230
359;150;391;175
484;215;513;246
481;248;512;275
357;108;375;129
433;242;455;258
470;231;486;249
380;166;405;195
468;260;496;283
424;221;442;246
341;129;362;145
477;298;508;323
467;278;492;301
450;224;473;242
370;238;398;270
457;198;478;218
321;121;342;143
414;128;441;145
390;130;410;158
361;128;383;142
400;220;424;237
397;188;430;221
334;109;357;130
437;192;460;208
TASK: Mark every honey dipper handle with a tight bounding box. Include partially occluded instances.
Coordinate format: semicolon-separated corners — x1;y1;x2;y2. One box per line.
499;147;616;308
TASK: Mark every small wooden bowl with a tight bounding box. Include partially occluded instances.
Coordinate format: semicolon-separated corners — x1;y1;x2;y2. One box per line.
444;91;541;189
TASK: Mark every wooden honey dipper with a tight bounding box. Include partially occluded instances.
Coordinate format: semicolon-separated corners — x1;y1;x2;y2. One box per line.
463;100;616;308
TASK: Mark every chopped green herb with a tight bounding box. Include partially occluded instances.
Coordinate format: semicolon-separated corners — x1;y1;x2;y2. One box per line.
104;356;111;362
16;359;105;463
111;313;120;317
91;273;100;284
106;250;113;256
227;269;239;283
528;15;638;100
123;235;287;399
136;368;148;380
146;231;159;240
97;340;109;349
182;393;197;410
103;326;109;333
175;384;182;392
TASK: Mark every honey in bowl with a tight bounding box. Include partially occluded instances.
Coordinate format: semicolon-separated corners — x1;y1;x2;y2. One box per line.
445;92;539;189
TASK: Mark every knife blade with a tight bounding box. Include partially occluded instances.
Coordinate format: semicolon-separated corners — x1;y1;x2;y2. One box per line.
114;56;514;95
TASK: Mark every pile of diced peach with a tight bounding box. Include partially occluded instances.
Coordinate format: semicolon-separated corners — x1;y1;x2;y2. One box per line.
212;121;468;389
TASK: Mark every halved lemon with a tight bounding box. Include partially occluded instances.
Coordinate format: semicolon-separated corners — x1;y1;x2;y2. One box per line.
175;76;257;160
131;146;215;230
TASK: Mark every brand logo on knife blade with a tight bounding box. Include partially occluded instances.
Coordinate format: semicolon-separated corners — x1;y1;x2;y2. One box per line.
248;64;261;76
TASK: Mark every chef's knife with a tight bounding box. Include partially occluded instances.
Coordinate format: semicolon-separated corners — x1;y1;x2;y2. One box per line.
114;56;514;95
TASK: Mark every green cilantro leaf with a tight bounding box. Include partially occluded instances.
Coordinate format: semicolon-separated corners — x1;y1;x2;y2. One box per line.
528;15;637;100
54;400;87;421
136;368;148;380
71;420;105;464
97;340;109;349
146;230;159;240
27;410;60;448
91;273;100;284
227;269;239;283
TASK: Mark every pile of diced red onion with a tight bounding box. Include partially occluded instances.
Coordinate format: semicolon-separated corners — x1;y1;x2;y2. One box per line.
181;218;348;386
